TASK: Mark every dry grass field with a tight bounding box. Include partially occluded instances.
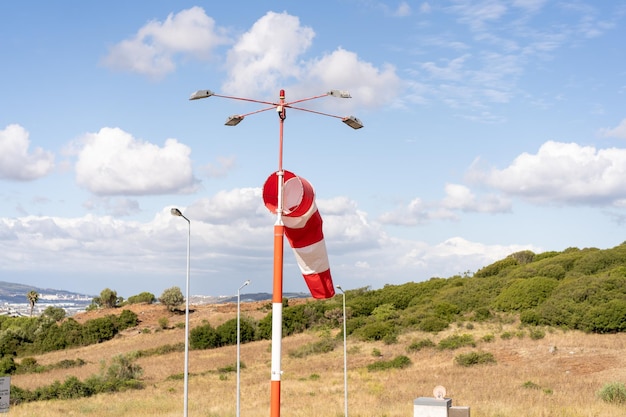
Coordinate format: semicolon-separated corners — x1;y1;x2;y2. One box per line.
7;301;626;417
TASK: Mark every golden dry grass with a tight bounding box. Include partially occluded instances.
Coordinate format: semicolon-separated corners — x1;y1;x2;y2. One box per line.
8;302;626;416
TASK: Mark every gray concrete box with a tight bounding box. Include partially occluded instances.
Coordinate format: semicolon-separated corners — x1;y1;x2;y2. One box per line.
449;406;470;417
413;397;452;417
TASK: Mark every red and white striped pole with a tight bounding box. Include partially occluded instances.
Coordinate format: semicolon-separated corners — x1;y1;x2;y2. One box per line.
269;89;287;417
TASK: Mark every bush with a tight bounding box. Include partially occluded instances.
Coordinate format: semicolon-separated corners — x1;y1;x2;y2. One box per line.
190;323;220;349
492;277;558;312
407;338;435;353
0;356;16;375
437;334;476;350
417;316;449;333
81;317;116;344
353;321;397;343
216;318;256;346
127;292;156;304
598;382;626;404
529;327;546;340
289;338;337;358
116;310;138;330
581;299;626;333
455;351;496;367
367;355;412;372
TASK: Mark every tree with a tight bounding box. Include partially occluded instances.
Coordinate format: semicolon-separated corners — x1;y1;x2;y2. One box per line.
159;287;184;312
26;290;39;317
94;288;119;309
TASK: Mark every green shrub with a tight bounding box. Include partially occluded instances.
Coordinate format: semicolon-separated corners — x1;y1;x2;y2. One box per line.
582;299;626;333
115;310;138;330
189;323;220;349
437;334;475;350
216;318;256;346
597;382;626;404
455;351;496;367
0;356;16;375
407;338;435;353
492;277;558;312
529;328;545;340
522;381;541;390
127;292;156;304
481;334;495;343
289;338;337;358
367;355;412;372
353;321;397;342
500;332;513;340
417;316;449;333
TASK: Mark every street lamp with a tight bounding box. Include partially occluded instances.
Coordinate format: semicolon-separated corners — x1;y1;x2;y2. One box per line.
171;207;191;417
237;279;251;417
190;88;362;417
336;285;348;417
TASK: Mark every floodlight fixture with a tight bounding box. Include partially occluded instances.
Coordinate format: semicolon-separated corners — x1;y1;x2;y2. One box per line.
329;90;352;98
189;90;215;100
225;115;244;126
342;116;364;130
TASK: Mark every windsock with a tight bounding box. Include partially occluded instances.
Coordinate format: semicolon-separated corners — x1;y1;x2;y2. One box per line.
262;170;335;299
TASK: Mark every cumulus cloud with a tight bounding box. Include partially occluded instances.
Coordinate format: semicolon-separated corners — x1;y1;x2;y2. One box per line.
377;183;510;226
0;186;538;295
101;6;230;78
0;124;55;181
75;127;198;196
468;141;626;205
222;12;401;108
222;12;314;96
599;119;626;139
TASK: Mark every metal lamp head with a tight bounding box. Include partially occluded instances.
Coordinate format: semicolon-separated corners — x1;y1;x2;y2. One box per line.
171;208;183;217
329;90;352;98
342;116;363;129
189;90;215;100
225;115;244;126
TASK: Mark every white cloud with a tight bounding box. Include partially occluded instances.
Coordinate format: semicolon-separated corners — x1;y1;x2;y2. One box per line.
468;141;626;205
0;124;54;181
75;127;198;196
101;6;230;79
222;12;401;109
223;12;314;97
442;183;512;213
377;183;510;226
305;48;401;109
0;187;538;296
599;119;626;139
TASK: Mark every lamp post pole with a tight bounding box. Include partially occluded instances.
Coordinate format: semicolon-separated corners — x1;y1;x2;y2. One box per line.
336;286;348;417
171;208;191;417
189;88;362;417
237;279;251;417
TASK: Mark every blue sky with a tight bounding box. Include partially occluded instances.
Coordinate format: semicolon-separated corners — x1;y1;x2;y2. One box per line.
1;1;626;298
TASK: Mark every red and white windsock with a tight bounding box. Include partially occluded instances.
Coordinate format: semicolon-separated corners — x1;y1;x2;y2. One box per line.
262;170;335;299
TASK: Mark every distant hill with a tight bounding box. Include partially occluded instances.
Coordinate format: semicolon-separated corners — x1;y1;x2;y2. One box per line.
0;280;310;316
0;280;94;316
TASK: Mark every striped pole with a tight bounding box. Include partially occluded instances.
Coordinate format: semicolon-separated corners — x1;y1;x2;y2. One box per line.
269;89;287;417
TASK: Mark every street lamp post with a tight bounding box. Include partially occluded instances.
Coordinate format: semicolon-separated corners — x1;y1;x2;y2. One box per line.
237;279;251;417
171;208;191;417
336;286;348;417
190;88;362;417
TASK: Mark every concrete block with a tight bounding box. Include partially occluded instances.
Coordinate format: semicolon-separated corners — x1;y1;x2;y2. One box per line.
449;406;470;417
413;397;451;417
